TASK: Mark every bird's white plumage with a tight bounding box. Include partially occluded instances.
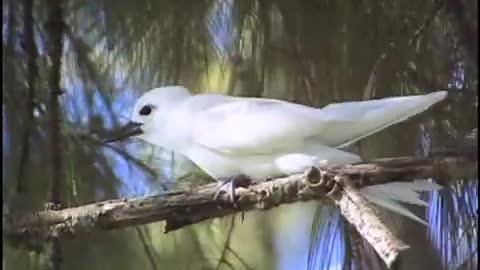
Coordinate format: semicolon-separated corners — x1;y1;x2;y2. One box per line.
317;92;447;147
129;85;447;224
190;96;350;154
360;179;443;225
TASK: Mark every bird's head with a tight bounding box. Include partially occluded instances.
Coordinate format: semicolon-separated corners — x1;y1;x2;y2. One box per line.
104;85;192;144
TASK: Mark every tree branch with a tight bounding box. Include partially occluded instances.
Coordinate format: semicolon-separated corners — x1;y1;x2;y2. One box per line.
46;1;65;269
5;154;476;268
16;0;38;193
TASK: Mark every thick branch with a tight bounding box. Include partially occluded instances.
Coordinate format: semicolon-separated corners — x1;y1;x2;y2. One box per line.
5;154;476;267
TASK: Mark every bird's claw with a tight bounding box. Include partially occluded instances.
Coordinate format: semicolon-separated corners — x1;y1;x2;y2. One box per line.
214;180;236;202
213;174;252;204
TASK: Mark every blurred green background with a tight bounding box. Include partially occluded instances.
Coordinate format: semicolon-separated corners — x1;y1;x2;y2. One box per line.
3;0;477;269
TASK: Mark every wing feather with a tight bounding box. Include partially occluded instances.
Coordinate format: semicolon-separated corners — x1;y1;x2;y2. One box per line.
190;96;351;154
188;91;446;154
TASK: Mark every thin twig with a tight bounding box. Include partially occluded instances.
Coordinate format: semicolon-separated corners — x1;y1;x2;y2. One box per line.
215;215;236;270
136;227;160;270
226;246;254;270
363;0;445;100
408;0;445;47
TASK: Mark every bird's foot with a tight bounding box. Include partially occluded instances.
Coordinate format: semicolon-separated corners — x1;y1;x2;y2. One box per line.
214;174;252;204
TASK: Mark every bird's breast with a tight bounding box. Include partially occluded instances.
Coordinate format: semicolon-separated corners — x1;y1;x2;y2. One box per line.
179;144;283;181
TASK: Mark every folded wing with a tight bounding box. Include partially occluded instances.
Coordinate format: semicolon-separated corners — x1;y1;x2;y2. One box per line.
190;91;447;154
191;95;351;154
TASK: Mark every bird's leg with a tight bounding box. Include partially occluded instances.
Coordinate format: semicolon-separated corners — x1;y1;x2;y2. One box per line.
214;180;235;202
265;175;278;182
214;174;252;203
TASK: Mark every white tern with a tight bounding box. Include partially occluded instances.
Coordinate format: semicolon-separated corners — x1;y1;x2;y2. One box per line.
107;86;447;224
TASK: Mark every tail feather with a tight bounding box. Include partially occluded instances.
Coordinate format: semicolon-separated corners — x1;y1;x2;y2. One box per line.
320;91;448;148
360;179;443;225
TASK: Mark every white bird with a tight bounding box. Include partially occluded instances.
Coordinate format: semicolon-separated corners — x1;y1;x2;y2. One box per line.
107;86;447;224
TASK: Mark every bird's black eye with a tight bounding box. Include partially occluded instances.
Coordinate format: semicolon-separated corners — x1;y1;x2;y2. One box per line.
139;105;153;116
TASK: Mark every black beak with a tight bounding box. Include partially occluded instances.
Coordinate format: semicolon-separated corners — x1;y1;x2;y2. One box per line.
104;121;143;143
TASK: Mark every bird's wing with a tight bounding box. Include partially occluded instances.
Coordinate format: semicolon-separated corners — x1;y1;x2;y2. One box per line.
190;95;352;155
189;91;447;154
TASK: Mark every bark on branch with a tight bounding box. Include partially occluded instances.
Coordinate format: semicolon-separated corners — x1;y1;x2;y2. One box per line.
5;154;476;268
